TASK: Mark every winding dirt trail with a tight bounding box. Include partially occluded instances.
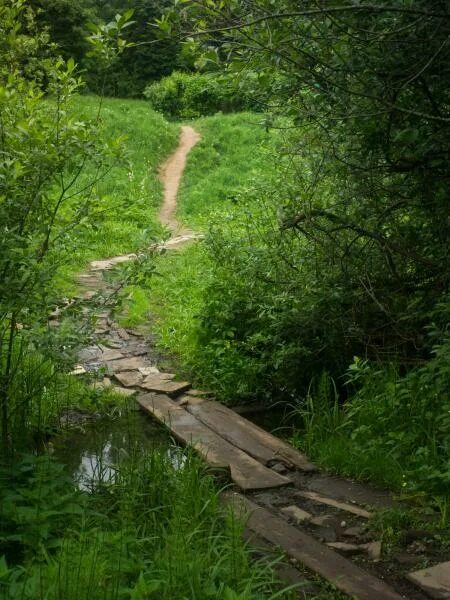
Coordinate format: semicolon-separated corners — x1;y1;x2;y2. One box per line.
89;125;201;270
159;125;201;235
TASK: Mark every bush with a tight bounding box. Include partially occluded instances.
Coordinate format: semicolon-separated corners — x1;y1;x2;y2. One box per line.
144;71;257;118
292;316;450;508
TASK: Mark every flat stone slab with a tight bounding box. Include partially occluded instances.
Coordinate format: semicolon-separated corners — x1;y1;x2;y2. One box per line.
78;346;103;362
138;393;291;491
139;375;190;398
186;399;316;472
114;371;144;387
99;347;124;362
327;542;364;556
296;490;371;519
407;562;450;599
108;356;147;372
90;254;135;271
281;505;312;524
138;366;160;376
227;493;403;600
116;328;130;340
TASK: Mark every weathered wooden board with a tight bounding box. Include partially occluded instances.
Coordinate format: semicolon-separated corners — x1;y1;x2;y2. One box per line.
407;562;450;599
296;490;371;519
226;493;403;600
186;399;316;472
138;393;292;491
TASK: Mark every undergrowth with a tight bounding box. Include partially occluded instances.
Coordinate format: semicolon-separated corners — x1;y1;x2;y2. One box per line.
0;446;294;599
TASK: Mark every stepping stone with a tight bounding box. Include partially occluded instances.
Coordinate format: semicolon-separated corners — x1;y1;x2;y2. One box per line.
116;328;130;340
108;356;146;372
139;375;191;398
327;542;364;556
114;371;144;387
296;491;371;518
124;345;148;356
407;562;450;599
99;347;124;361
227;493;403;600
95;327;109;335
138;366;160;376
102;340;123;349
138;393;290;491
310;514;339;528
186;399;316;472
70;365;87;375
78;346;103;362
281;506;312;524
360;541;382;561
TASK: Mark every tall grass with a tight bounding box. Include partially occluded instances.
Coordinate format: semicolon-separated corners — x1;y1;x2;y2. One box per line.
0;445;294;599
56;96;179;291
177;112;272;230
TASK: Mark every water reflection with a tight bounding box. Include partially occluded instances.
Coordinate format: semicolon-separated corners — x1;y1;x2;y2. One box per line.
54;403;182;491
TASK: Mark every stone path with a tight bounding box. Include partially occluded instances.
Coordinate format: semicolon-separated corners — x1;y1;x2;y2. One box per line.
68;127;448;599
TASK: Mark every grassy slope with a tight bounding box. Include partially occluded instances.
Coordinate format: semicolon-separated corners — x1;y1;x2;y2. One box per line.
130;113;273;383
177;112;271;228
57;96;179;290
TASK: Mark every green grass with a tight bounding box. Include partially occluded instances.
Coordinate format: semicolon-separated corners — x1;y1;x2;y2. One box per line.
56;96;179;291
122;112;276;392
0;448;296;599
177;112;272;230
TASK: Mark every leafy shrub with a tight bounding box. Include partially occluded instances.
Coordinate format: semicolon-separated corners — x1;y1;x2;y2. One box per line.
292;315;450;510
144;71;258;118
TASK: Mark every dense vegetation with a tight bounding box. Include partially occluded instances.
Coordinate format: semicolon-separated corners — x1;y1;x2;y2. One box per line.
0;3;293;597
136;1;450;519
27;0;182;96
1;0;449;594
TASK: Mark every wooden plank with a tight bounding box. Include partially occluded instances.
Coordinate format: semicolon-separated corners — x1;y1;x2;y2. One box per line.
186;399;316;472
407;562;450;599
138;393;292;491
296;491;371;519
226;493;403;600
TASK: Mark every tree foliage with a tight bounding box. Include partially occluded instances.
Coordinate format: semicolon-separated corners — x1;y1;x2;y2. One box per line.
0;0;129;454
167;0;449;366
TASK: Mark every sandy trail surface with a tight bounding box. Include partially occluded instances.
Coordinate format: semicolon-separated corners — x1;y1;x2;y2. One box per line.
159;125;201;236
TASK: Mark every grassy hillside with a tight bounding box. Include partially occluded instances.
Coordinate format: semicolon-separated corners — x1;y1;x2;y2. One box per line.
58;96;179;288
122;113;274;386
176;112;271;229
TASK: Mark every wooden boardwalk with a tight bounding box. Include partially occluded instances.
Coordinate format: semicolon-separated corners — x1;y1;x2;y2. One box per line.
136;391;426;600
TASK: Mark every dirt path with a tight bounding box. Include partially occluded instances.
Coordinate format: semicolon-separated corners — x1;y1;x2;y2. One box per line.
159;125;201;236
